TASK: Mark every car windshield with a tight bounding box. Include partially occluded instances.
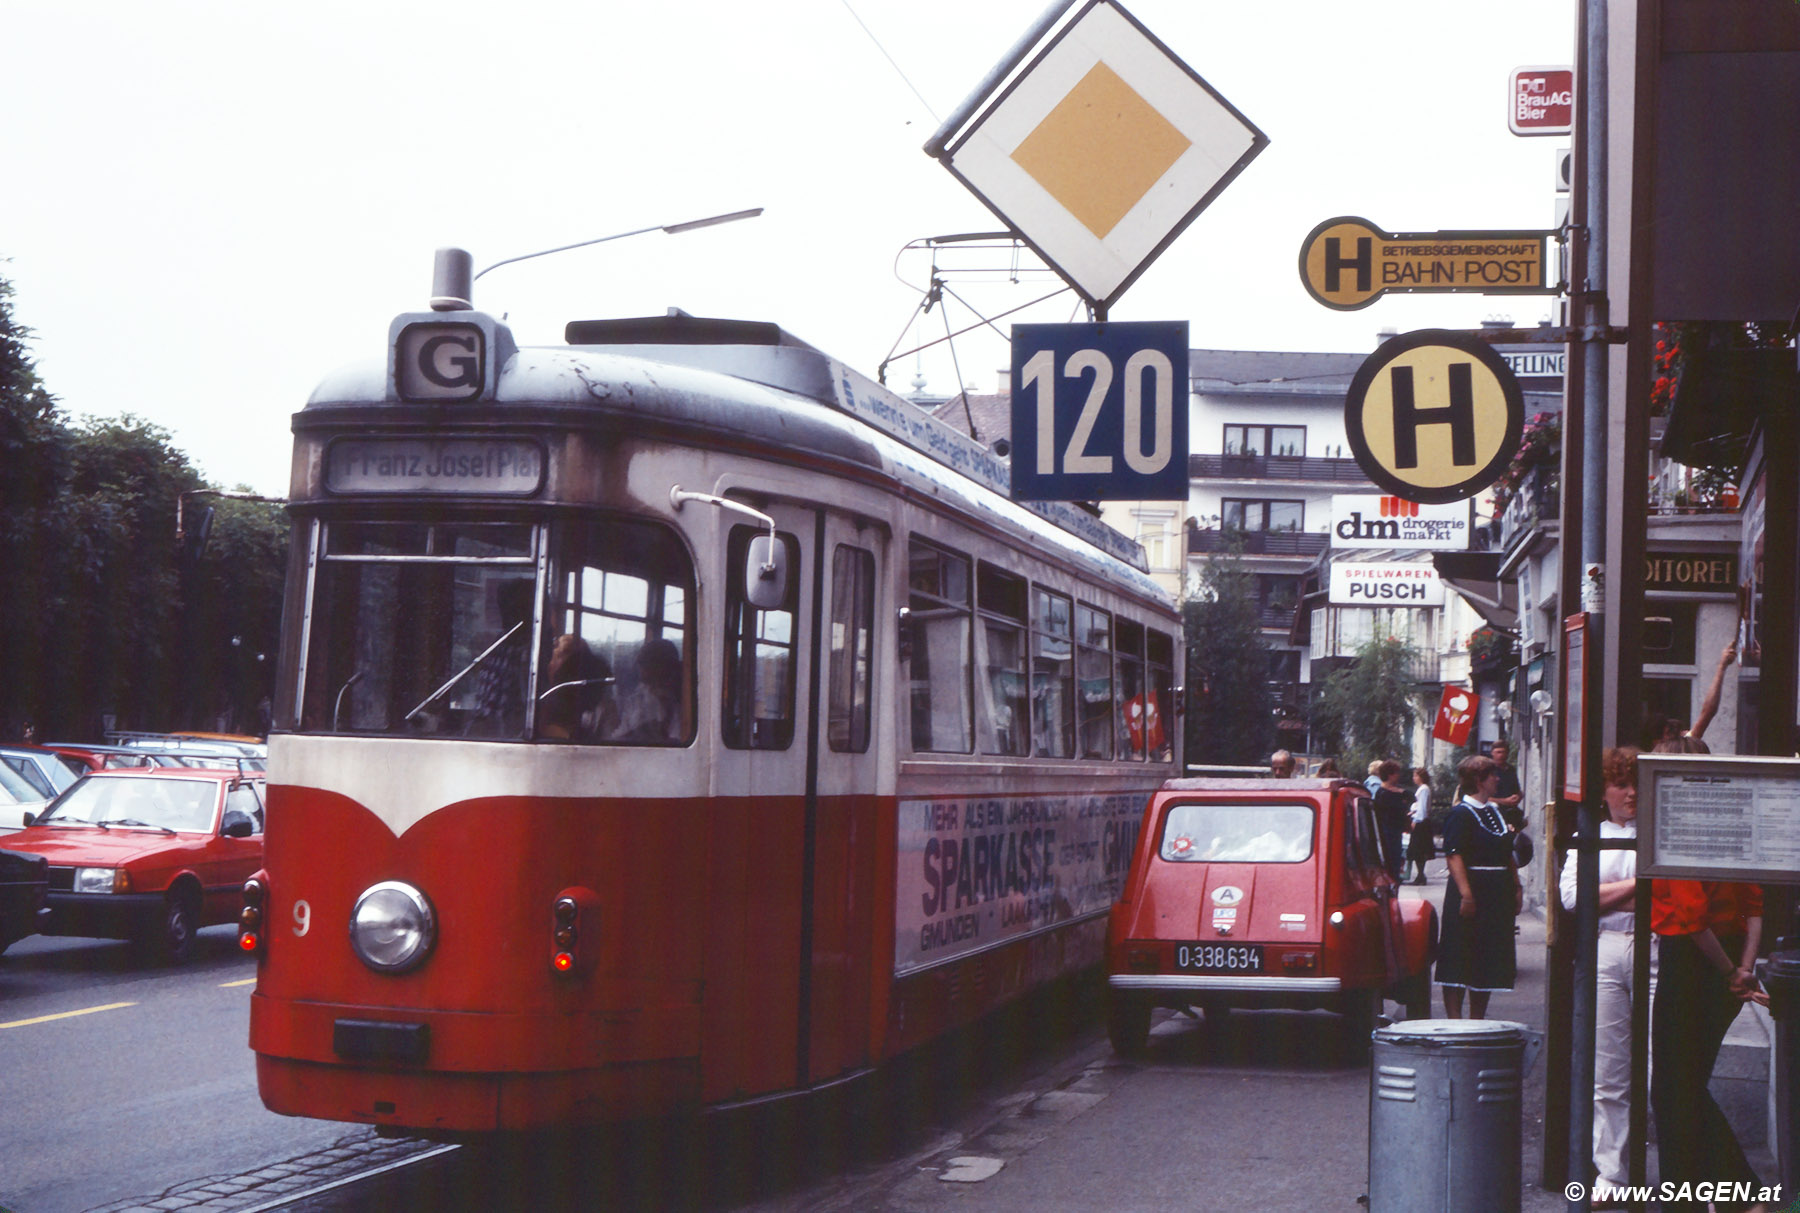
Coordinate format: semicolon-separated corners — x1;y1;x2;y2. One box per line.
40;778;221;832
1159;802;1315;863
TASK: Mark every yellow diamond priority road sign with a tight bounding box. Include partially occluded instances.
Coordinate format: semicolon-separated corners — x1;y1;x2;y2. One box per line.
932;1;1266;312
1299;216;1557;311
1343;330;1524;505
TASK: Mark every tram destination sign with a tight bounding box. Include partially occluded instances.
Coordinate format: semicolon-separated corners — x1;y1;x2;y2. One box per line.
1638;754;1800;883
1299;217;1557;311
325;437;544;495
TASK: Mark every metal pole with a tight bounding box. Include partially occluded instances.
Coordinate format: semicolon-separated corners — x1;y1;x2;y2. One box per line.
1566;1;1609;1208
922;0;1079;159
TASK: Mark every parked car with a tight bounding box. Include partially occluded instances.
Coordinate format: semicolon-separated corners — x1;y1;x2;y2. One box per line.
42;743;158;773
0;745;81;798
0;762;52;832
1;768;266;962
0;847;50;954
1105;777;1437;1055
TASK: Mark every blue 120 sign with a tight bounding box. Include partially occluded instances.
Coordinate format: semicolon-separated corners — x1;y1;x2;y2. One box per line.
1009;321;1190;502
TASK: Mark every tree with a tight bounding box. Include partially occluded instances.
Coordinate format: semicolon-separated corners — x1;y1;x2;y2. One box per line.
0;270;287;739
1310;635;1429;776
1184;545;1272;766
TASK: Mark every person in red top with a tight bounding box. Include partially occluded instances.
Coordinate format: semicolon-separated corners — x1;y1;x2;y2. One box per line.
1648;878;1768;1212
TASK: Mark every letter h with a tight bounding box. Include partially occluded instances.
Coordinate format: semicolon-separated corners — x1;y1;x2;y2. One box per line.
1389;364;1475;469
1325;236;1372;294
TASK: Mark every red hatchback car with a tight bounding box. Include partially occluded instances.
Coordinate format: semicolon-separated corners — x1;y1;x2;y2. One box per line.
1105;777;1437;1054
3;768;265;962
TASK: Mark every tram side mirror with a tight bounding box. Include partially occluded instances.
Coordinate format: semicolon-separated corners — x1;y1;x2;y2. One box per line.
745;534;788;610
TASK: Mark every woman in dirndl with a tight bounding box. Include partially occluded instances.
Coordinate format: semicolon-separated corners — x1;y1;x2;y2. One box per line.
1435;753;1521;1019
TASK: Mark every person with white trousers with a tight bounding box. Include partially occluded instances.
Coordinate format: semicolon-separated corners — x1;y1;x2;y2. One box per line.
1559;745;1654;1199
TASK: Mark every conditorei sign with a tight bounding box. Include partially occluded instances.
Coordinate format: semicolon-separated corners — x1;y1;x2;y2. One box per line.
1299;216;1557;310
1329;561;1446;607
1644;550;1739;595
1331;495;1471;550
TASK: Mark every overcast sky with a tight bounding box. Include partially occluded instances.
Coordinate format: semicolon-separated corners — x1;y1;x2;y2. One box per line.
3;1;1574;497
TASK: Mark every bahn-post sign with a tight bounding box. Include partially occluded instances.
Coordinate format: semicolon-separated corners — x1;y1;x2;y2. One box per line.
1343;330;1525;505
1299;216;1557;311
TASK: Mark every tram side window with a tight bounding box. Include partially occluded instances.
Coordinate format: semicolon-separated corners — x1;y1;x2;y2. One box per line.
1033;588;1074;758
1076;603;1114;759
908;540;972;753
548;518;695;745
1147;627;1175;763
299;521;540;739
724;525;801;750
977;563;1030;757
827;545;875;754
1116;618;1147;761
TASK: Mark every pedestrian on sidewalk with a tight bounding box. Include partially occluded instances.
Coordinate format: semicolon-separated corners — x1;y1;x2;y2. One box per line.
1649;876;1769;1212
1406;767;1433;883
1371;759;1411;883
1560;746;1654;1199
1435;754;1520;1019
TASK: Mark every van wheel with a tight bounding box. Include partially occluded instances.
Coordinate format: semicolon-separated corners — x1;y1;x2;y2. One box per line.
147;891;198;965
1107;996;1151;1057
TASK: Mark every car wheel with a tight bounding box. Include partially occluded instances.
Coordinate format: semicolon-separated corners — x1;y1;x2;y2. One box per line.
1106;995;1151;1057
1399;971;1432;1021
1340;987;1380;1052
149;891;199;965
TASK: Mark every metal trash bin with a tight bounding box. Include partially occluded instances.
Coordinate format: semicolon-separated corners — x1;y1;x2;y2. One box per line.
1368;1019;1542;1213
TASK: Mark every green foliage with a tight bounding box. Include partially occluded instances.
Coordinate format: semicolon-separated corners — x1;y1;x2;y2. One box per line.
1183;545;1272;765
0;272;286;739
1309;635;1427;775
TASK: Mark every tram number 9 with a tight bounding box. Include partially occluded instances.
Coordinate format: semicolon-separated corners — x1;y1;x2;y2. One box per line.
293;899;312;937
1019;347;1175;477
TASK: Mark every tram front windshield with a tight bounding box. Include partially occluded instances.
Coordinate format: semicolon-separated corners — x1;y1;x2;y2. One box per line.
298;516;694;744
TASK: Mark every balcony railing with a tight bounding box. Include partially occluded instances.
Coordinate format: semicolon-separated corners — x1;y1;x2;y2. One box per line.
1190;453;1374;483
1498;467;1560;551
1189;528;1329;557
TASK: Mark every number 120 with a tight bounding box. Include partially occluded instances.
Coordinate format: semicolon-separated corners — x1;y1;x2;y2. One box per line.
1018;347;1176;477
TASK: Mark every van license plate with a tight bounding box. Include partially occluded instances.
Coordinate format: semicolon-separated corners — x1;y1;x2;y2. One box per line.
1174;943;1263;974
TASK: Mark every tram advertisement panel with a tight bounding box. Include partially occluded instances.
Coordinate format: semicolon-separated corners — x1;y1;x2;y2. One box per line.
895;791;1143;975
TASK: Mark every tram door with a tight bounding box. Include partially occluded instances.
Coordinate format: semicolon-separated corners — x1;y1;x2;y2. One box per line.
704;505;883;1100
802;512;884;1083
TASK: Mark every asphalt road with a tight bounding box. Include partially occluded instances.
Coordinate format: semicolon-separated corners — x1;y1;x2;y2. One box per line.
0;926;351;1213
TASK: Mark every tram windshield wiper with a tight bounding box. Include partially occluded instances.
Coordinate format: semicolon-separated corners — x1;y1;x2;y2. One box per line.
405;621;526;723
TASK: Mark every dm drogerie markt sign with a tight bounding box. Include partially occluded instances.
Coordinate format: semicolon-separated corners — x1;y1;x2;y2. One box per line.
1299;217;1557;310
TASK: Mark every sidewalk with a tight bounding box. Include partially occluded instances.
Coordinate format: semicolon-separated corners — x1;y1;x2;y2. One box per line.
1397;865;1779;1209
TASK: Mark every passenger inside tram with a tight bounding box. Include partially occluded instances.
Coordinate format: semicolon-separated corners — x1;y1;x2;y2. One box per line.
608;638;683;743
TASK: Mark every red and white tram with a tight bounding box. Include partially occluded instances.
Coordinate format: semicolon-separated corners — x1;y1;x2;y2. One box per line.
246;260;1181;1133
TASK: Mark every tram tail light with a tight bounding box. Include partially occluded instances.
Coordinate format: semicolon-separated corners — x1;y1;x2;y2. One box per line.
240;873;269;957
550;887;600;977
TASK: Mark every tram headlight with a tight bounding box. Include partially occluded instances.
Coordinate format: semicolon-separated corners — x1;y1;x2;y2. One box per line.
349;881;437;973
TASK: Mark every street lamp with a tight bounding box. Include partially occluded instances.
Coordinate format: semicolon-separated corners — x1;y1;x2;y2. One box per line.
429;207;765;311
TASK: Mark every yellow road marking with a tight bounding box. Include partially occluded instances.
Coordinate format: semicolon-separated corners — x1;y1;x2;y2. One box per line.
220;978;256;988
0;1001;137;1029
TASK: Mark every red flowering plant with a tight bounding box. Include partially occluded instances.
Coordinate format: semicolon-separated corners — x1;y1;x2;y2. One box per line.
1488;410;1561;512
